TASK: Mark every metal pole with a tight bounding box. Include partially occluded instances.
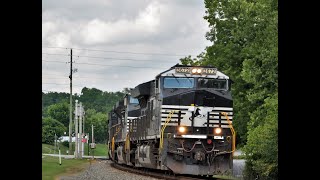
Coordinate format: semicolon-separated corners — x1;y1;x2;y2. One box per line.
59;148;61;165
69;48;73;152
75;100;78;158
54;133;56;154
92;124;94;143
83;108;85;136
92;124;94;159
88;133;90;156
79;102;82;158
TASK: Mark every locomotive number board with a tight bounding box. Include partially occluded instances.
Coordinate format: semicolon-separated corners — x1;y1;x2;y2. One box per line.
175;67;217;75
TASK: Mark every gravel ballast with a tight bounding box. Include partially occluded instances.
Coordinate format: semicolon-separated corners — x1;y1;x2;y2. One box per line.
58;160;162;180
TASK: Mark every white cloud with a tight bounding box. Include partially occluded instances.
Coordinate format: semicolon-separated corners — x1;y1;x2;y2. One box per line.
80;1;162;45
42;0;211;94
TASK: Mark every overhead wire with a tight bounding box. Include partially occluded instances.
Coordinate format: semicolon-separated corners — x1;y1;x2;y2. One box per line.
42;59;169;69
42;45;186;92
42;52;180;63
42;46;197;57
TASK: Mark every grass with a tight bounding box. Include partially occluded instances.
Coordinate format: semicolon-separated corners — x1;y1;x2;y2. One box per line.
42;143;108;180
84;143;108;156
42;155;90;180
42;143;70;155
42;143;108;157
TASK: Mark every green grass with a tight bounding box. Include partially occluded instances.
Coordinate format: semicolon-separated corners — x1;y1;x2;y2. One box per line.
42;156;90;180
42;143;108;157
95;143;108;156
42;144;70;155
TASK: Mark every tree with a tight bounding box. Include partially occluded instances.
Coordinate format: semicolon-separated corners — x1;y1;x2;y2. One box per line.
181;0;278;178
78;87;124;114
42;117;66;144
44;102;69;128
84;108;108;143
122;87;133;94
243;94;278;179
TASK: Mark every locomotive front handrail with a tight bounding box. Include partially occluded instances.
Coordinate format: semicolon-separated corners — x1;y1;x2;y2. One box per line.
220;112;236;156
159;110;176;153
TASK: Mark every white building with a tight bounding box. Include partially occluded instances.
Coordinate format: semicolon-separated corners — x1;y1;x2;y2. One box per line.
58;136;75;142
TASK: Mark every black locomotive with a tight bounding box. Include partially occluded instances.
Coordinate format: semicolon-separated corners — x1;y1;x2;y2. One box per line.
108;64;235;177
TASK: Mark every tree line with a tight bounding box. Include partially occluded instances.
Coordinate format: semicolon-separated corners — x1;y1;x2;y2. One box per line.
42;87;125;144
180;0;278;179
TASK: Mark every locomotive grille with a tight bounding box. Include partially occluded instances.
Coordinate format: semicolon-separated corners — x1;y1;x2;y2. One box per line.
205;107;233;128
160;105;233;128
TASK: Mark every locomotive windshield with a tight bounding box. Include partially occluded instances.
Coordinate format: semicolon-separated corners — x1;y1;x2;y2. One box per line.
198;78;227;90
164;77;194;88
129;96;139;104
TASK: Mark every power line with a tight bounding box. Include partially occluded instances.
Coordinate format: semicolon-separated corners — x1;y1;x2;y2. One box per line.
42;83;83;87
42;53;71;56
42;59;168;69
42;89;70;93
42;60;67;64
42;46;196;57
42;76;131;81
42;46;69;50
42;73;69;76
42;52;179;63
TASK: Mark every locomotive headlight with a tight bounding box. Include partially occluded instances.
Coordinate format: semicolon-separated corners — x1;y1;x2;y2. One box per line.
214;127;222;134
191;68;202;74
178;126;186;133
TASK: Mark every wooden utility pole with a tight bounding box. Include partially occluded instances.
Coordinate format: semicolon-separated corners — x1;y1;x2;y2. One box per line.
69;48;73;152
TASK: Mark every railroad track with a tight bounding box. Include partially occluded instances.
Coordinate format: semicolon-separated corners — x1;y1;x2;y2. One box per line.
110;161;236;180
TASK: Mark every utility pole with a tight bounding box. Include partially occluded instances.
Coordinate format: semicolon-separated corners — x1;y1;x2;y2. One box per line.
69;48;73;152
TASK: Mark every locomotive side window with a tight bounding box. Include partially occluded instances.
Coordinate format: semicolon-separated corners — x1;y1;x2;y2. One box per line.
163;77;194;88
198;78;227;90
129;97;139;104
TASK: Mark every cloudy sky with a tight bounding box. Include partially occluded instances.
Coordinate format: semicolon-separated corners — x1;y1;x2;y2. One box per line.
42;0;212;94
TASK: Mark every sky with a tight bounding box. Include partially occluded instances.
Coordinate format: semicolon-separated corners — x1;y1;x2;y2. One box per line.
42;0;212;94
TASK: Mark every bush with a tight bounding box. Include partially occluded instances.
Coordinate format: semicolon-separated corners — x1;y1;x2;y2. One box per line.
42;117;66;144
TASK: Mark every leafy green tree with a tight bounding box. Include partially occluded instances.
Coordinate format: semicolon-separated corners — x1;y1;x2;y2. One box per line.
243;94;278;179
42;92;70;116
79;87;124;114
181;0;278;178
42;117;66;144
44;102;69;128
84;108;108;143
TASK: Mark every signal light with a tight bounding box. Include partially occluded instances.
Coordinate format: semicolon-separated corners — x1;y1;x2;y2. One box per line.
207;139;212;144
